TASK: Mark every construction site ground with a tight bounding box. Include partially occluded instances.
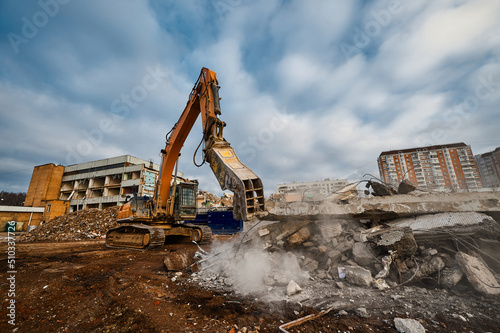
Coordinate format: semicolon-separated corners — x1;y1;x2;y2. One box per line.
1;236;499;333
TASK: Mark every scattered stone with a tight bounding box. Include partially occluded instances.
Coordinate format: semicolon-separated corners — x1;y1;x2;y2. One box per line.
327;250;342;261
345;266;372;287
336;282;344;289
338;310;348;316
373;278;390;290
456;251;500;295
355;307;369;318
394;318;426;333
422;248;438;257
258;228;270;237
286;280;302;296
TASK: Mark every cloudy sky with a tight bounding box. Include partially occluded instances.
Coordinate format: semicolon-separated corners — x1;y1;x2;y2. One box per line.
1;0;499;196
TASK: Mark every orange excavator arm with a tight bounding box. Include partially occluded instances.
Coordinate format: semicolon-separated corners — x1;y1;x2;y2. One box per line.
154;67;264;221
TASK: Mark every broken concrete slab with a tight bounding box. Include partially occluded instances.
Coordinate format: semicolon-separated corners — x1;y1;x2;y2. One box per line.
266;191;500;220
456;252;500;295
394;318;426;333
345;265;373;287
361;212;500;244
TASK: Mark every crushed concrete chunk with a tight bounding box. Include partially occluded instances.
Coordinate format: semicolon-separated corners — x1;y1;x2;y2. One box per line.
394;318;426;333
404;256;445;281
440;266;464;288
286;280;302;296
456;252;500;295
302;258;319;272
355;307;369;318
345;266;372;287
422;248;438;257
352;242;376;267
398;180;416;194
164;252;193;271
258;228;270;237
317;220;343;239
288;226;311;247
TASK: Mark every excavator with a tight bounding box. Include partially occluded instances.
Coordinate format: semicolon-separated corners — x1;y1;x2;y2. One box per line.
106;67;265;250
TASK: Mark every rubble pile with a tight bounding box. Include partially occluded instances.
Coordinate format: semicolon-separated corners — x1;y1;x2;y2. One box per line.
198;191;233;208
190;211;500;302
18;206;119;242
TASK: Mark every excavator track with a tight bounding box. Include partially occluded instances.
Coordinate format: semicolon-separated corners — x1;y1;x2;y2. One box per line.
105;224;165;250
184;224;212;244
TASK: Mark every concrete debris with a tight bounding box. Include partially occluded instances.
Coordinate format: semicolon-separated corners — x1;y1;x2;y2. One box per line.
366;181;398;196
456;251;500;295
440;266;464;288
374;278;391;290
421;248;438;257
286;280;302;296
389;212;500;240
258;228;270;237
394;318;426;333
164;251;194;271
404;255;445;281
18;206;119;242
287;226;311;247
352;242;376;267
355;307;369;318
375;254;393;279
397;180;417;195
191;192;500;307
267;191;500;220
345;266;373;287
322;183;358;201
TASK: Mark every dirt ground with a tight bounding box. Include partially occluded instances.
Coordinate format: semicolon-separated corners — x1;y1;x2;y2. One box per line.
1;236;499;333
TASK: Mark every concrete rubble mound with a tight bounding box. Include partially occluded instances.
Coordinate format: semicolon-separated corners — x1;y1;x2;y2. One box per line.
18;206;119;242
189;209;500;307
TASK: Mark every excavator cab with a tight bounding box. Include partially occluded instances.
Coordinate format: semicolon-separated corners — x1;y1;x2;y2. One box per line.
172;182;198;221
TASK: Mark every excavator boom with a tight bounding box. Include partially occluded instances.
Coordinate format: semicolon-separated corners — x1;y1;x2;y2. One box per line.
155;67;264;221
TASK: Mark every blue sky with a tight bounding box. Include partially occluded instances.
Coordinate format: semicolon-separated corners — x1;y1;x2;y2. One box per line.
1;0;499;196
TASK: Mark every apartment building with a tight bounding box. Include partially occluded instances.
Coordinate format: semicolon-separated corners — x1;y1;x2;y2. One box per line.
378;143;483;190
275;178;349;201
25;155;161;219
475;147;500;188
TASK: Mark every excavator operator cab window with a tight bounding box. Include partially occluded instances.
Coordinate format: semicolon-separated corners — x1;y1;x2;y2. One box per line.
173;182;198;220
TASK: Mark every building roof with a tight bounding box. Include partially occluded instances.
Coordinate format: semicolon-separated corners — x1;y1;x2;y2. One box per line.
379;142;468;157
477;147;500;158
